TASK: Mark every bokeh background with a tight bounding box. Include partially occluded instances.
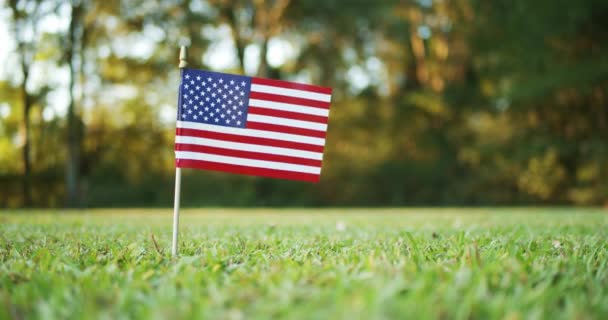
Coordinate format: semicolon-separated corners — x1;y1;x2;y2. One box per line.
0;0;607;208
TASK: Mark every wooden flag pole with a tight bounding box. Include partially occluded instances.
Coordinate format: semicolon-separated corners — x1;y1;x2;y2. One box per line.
172;46;188;257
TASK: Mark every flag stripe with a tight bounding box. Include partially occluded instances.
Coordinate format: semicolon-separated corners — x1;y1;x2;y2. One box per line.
251;84;331;102
247;114;327;131
246;122;328;138
177;127;325;152
175;151;321;174
175;135;323;160
248;107;328;124
249;92;330;109
177;159;320;182
177;121;325;146
176;143;323;167
252;77;332;95
248;99;329;117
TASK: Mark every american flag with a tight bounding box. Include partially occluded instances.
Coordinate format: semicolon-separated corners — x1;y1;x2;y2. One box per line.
175;68;332;182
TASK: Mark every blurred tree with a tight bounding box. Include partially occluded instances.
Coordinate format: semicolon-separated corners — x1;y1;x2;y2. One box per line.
469;0;608;204
6;0;57;206
63;0;85;207
0;0;607;207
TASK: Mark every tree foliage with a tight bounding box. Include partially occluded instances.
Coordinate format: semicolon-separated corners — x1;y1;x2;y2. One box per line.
0;0;607;207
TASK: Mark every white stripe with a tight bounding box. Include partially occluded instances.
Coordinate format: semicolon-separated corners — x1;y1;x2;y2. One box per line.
251;84;331;102
176;121;325;146
175;135;323;160
248;99;330;117
247;114;327;131
176;151;321;174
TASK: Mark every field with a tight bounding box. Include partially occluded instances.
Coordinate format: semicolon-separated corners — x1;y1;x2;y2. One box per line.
1;208;607;319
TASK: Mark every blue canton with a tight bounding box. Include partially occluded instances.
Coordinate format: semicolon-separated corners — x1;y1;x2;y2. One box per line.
177;68;252;128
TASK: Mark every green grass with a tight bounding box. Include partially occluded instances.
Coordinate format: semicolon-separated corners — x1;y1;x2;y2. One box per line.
1;208;607;319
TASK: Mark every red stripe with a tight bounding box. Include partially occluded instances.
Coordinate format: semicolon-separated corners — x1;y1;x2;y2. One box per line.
176;128;324;152
249;92;330;109
175;143;323;167
248;106;328;124
176;159;320;183
246;122;327;138
252;77;332;95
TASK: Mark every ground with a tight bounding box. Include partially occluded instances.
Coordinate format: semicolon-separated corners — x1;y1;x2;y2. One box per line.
1;208;607;319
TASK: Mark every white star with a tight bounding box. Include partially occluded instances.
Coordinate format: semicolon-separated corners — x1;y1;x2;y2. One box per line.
228;100;233;104
229;90;234;94
219;79;224;84
239;101;243;106
240;91;244;96
210;112;215;117
216;98;221;103
196;86;200;90
194;105;198;110
185;74;190;79
188;109;192;114
184;84;189;89
206;88;211;92
201;92;206;96
189;90;193;94
212;93;216;98
202;81;206;86
207;77;212;82
227;110;231;114
215;118;219;122
238;111;242;115
235;85;240;90
183;94;188;98
221;114;225;118
194;96;199;100
212;83;217;88
182;114;187;118
199;111;203;115
193;115;198;120
230;80;235;85
223;94;227;99
233;106;238;110
237;121;241;125
205;107;209;111
222;104;226;108
226;120;230;124
224;85;228;89
241;81;246;86
218;88;223;93
204;117;208;121
215;108;220;113
190;80;194;85
189;99;193;104
196;76;201;80
232;115;236;120
211;102;215;107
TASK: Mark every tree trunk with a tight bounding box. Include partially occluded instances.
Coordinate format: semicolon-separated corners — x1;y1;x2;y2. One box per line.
10;0;35;207
257;37;269;78
20;69;32;207
223;6;247;74
65;2;82;207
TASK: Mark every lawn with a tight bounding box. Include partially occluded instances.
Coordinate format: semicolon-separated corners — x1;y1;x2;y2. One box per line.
1;208;607;319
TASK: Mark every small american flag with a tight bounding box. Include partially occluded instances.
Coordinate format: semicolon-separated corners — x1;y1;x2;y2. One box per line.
175;68;332;182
